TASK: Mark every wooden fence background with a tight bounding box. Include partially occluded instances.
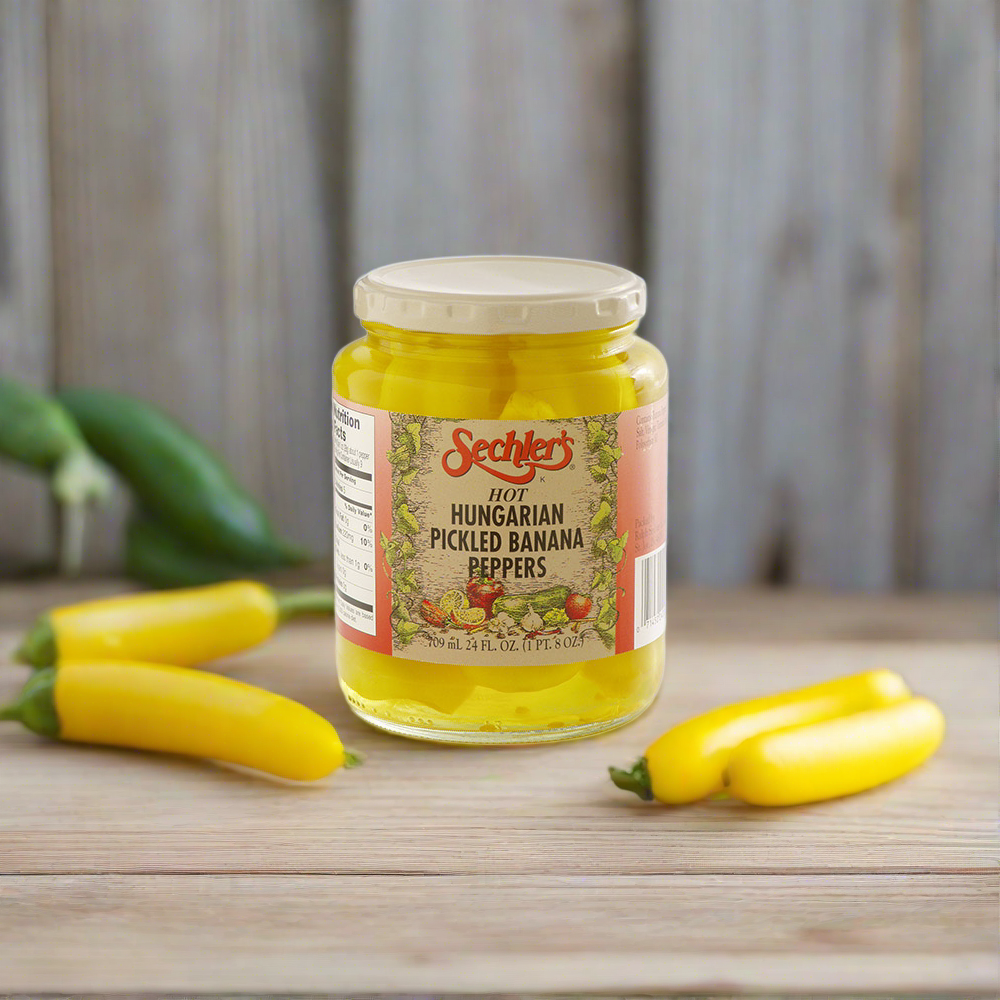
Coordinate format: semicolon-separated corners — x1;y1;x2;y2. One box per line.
0;0;996;589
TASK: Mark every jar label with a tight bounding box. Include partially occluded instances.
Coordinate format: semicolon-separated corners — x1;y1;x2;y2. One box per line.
333;395;667;666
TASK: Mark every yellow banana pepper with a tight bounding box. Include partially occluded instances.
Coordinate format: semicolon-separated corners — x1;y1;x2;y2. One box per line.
725;697;945;805
0;662;357;781
15;581;335;669
609;669;911;804
378;353;508;417
506;354;638;417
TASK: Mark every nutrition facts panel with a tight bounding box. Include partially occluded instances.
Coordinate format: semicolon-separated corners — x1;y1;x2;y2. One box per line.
333;400;377;635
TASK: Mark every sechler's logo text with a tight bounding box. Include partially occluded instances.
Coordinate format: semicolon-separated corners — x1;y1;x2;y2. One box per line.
442;427;574;484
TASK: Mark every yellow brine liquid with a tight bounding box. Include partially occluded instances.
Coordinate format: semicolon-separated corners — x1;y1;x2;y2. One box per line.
334;257;667;743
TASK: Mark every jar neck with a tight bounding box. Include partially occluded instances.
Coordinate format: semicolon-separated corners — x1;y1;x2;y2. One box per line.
362;322;637;360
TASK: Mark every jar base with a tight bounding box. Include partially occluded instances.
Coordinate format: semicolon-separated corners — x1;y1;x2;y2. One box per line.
345;699;654;746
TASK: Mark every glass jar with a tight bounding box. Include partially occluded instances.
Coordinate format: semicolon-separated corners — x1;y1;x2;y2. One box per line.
333;257;667;744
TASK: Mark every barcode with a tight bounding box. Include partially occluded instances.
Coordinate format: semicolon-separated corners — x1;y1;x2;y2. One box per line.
634;543;666;647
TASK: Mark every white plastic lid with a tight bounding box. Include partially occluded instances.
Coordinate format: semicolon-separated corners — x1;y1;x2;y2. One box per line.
353;256;646;335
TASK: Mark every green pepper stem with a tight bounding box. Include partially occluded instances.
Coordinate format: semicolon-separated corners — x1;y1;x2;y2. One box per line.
51;449;112;576
342;749;364;769
58;500;86;577
7;668;59;738
608;757;653;801
14;614;56;669
274;588;336;621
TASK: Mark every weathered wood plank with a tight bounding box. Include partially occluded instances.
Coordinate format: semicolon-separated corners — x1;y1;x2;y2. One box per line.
47;0;345;568
5;996;968;1000
3;996;972;1000
350;0;639;278
0;633;993;876
0;0;54;571
1;873;995;994
918;0;998;588
645;1;914;589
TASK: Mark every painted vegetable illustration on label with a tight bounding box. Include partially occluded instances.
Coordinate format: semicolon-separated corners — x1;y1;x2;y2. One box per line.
466;575;504;616
521;607;544;633
493;585;571;622
415;583;594;638
419;599;447;627
451;606;486;628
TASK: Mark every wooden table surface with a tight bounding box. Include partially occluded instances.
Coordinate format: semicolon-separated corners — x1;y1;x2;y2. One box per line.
0;583;996;997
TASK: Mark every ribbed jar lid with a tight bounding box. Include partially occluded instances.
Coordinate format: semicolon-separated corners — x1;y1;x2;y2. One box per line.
353;256;646;335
